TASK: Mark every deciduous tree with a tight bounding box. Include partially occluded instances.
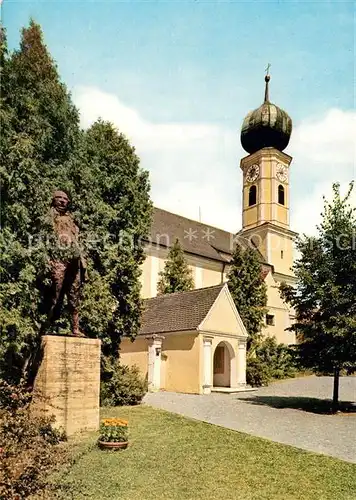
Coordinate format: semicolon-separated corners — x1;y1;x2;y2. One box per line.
280;183;356;411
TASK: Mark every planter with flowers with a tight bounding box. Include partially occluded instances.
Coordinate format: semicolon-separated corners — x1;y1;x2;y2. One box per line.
98;418;129;450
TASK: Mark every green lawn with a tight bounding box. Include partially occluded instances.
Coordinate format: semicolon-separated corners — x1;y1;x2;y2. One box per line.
58;406;356;500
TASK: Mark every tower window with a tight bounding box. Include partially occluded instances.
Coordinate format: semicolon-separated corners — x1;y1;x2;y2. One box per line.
278;185;285;205
281;250;284;259
248;185;257;206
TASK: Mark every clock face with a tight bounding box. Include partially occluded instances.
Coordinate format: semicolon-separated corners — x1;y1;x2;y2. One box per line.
276;164;288;183
246;164;260;183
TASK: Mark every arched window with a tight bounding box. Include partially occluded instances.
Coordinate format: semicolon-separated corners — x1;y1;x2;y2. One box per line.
278;185;285;205
248;185;257;206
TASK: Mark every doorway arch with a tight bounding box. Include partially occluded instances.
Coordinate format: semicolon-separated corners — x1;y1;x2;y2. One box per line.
213;341;235;388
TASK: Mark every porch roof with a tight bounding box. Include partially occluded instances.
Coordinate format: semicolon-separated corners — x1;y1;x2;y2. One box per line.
139;284;224;335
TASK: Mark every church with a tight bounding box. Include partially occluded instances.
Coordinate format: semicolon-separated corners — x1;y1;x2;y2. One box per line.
120;74;297;395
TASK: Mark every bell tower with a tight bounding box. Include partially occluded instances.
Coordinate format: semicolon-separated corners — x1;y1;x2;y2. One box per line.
239;73;297;285
241;148;292;230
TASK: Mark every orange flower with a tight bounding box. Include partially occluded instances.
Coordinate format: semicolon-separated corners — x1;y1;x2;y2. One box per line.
101;418;128;427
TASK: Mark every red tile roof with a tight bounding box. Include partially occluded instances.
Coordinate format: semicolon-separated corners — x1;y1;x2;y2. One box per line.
139;284;225;335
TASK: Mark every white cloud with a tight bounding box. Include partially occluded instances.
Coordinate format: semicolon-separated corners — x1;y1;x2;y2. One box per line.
74;86;241;231
289;108;355;235
73;86;355;236
291;108;355;165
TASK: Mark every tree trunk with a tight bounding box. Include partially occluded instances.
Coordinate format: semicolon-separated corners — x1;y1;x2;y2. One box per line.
332;367;340;413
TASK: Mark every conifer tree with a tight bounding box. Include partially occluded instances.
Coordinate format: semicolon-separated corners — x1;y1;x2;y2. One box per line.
0;21;81;381
71;120;152;357
281;183;356;411
227;244;267;349
0;22;152;381
157;239;194;294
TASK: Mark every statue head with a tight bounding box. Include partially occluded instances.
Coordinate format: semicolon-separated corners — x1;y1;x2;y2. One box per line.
52;190;70;214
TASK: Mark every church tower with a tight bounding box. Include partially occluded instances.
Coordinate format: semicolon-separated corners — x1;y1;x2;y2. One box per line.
239;73;297;285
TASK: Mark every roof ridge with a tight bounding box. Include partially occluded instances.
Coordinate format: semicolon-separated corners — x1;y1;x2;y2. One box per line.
144;283;225;303
153;206;235;235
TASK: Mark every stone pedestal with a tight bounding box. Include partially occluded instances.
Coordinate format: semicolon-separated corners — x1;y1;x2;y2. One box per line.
34;335;101;436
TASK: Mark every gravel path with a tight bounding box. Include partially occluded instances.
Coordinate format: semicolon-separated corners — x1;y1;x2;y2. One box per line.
143;376;356;463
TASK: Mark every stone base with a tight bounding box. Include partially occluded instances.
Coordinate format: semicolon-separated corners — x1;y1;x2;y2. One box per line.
33;335;101;436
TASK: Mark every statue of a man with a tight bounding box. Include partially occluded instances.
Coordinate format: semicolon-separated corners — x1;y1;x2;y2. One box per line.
44;190;86;337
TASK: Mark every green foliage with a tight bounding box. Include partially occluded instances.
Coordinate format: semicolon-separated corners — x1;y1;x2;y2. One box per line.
99;418;129;443
227;244;267;348
258;336;297;380
0;21;80;381
246;358;271;387
280;183;356;401
157;238;194;294
70;120;152;356
246;336;297;387
1;21;152;380
100;359;147;407
0;379;67;499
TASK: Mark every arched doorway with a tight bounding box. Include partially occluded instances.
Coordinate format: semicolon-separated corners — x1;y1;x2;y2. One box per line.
213;341;235;388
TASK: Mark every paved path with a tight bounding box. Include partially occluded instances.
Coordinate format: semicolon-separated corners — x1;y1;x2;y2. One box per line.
144;376;356;463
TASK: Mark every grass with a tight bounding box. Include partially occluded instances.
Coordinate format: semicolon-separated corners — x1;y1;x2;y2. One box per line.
57;405;356;500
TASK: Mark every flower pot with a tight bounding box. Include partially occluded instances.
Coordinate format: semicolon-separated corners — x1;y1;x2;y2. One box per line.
98;440;129;450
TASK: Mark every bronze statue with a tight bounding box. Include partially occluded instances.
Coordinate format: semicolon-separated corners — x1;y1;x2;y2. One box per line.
44;190;86;337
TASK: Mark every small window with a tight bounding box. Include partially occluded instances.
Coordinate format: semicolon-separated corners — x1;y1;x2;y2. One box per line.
266;314;275;326
278;185;285;205
248;185;257;206
281;250;284;259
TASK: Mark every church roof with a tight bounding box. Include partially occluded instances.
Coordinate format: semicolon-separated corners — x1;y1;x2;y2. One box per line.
139;284;225;335
146;207;267;264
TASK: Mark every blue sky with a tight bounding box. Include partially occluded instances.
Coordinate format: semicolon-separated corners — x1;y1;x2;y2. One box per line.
3;0;356;233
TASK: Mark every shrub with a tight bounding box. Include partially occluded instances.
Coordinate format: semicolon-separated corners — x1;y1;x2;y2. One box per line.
0;380;67;499
100;359;147;407
247;337;297;387
246;357;271;387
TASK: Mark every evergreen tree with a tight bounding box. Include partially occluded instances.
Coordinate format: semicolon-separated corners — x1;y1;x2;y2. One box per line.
71;120;152;357
0;22;152;381
280;183;356;411
227;244;267;349
157;239;194;294
0;21;81;381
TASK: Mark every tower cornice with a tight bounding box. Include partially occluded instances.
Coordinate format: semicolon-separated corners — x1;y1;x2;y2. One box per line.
240;147;292;170
239;222;298;239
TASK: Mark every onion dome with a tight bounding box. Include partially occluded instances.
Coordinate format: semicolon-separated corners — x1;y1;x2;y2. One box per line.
241;74;292;154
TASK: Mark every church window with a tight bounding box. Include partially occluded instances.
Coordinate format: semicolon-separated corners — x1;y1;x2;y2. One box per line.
266;314;275;326
278;185;285;205
248;185;257;206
